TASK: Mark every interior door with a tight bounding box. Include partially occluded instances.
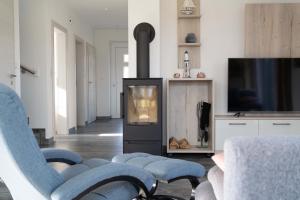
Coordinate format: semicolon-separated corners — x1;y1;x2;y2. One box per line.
0;0;19;91
87;44;97;123
111;45;128;118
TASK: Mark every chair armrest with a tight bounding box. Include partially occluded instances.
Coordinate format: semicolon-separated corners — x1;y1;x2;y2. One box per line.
51;163;155;200
224;136;300;200
41;148;82;165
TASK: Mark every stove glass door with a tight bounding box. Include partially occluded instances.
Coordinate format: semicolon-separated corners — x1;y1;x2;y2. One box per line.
127;85;158;125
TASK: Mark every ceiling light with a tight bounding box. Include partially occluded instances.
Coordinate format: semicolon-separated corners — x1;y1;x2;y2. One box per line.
181;0;196;15
104;8;109;11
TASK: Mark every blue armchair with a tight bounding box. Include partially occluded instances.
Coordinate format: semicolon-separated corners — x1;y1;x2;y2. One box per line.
0;84;155;200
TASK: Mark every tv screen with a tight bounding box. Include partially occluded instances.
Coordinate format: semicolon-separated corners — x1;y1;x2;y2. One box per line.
228;58;300;112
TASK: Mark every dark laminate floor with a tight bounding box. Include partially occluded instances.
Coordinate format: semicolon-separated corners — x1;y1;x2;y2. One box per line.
0;120;214;200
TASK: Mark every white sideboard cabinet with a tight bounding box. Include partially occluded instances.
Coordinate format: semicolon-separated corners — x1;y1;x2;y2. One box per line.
215;116;300;151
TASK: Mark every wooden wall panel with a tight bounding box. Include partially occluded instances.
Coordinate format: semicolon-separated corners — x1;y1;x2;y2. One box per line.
245;4;293;58
291;4;300;57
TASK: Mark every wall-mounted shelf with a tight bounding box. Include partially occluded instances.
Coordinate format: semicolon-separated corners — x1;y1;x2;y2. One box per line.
169;78;213;81
178;43;201;47
177;0;201;69
167;79;215;154
178;15;201;19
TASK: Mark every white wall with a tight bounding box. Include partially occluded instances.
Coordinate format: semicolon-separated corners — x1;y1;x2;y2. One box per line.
0;0;19;92
128;0;160;78
94;29;128;117
160;0;300;116
20;0;94;138
20;0;49;134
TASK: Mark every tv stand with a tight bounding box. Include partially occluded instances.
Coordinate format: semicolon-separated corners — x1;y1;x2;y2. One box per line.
215;115;300;151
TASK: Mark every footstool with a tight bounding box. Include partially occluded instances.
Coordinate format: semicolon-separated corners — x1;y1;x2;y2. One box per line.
112;153;206;200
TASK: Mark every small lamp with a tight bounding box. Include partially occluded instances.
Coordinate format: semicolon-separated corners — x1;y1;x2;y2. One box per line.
181;0;196;15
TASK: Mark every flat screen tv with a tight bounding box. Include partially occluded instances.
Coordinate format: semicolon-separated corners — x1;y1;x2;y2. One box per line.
228;58;300;112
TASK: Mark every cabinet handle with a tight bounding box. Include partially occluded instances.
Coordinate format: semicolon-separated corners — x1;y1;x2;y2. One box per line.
229;123;247;126
273;123;291;126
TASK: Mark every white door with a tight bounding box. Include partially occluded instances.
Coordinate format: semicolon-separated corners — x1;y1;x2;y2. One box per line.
111;44;128;118
87;44;97;123
0;0;20;93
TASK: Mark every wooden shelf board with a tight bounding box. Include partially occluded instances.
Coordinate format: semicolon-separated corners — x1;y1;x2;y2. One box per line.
168;78;213;81
178;43;201;47
178;15;201;19
167;146;214;153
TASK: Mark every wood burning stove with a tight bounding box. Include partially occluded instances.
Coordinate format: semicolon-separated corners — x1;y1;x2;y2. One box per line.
123;23;162;155
123;78;162;155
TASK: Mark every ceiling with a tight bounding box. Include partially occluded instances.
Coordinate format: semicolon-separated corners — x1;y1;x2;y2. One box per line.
65;0;128;29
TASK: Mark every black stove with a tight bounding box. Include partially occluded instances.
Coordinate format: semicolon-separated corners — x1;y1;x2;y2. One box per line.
122;23;162;155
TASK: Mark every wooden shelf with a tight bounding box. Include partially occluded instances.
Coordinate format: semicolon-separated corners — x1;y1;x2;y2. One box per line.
167;79;215;154
178;43;201;47
169;78;213;81
178;15;201;19
177;0;201;69
168;146;214;154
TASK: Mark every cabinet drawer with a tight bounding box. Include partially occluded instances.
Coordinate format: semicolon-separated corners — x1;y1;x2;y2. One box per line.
215;120;259;150
259;120;300;136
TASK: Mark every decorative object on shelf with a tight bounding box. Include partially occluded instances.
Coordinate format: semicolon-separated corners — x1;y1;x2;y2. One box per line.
180;0;196;15
197;72;206;78
197;101;211;148
173;73;181;78
178;138;192;149
169;137;180;149
185;33;197;43
183;50;191;78
169;137;192;149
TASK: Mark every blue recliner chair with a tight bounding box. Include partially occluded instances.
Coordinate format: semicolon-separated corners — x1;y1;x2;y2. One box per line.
0;84;155;200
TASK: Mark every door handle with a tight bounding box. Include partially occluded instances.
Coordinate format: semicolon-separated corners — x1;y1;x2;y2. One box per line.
273;123;291;126
228;123;247;126
10;74;17;78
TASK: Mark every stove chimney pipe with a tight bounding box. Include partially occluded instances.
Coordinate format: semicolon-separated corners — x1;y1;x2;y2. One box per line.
134;23;155;79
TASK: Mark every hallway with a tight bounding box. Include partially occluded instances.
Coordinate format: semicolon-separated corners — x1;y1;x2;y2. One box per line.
75;119;123;135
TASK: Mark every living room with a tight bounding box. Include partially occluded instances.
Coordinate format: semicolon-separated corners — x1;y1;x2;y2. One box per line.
1;0;300;200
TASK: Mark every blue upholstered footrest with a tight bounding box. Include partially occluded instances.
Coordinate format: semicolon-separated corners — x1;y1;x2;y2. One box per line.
112;153;205;181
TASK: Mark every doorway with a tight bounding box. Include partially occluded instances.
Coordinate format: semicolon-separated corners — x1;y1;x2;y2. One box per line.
75;37;86;127
110;42;128;118
52;23;68;135
86;43;97;124
75;39;97;128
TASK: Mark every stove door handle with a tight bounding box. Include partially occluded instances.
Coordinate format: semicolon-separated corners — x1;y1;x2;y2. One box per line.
120;92;124;118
